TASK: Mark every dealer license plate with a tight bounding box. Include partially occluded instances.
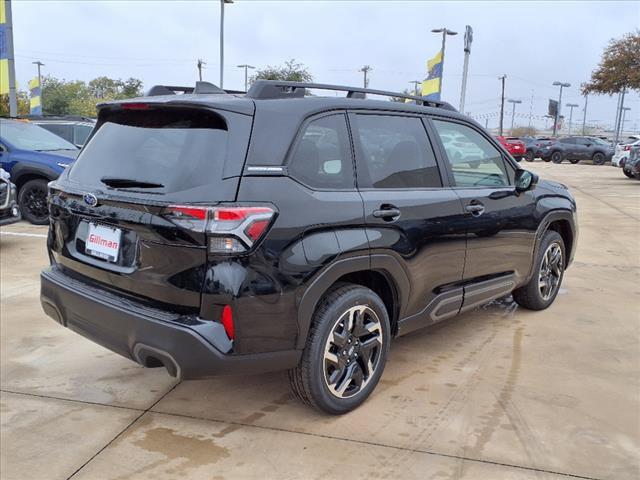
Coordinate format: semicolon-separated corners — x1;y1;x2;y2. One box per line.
85;223;122;262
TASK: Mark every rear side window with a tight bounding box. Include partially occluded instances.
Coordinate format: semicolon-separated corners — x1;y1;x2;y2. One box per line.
73;124;93;146
288;114;354;190
39;123;74;143
560;137;576;144
69;108;229;196
354;115;442;189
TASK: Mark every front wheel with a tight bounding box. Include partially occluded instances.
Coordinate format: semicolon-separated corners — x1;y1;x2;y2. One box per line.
18;178;50;225
592;152;605;165
525;151;535;162
289;284;391;414
551;151;563;164
623;168;634;178
513;230;565;310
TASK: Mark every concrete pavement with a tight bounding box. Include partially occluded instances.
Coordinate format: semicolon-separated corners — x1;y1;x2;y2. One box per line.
1;162;638;479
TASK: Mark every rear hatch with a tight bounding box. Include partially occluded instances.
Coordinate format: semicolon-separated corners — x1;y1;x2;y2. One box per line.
48;102;253;312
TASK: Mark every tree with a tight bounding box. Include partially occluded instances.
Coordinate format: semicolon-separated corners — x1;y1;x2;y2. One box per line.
119;78;144;98
251;59;313;84
582;31;640;95
389;88;415;103
0;91;30;116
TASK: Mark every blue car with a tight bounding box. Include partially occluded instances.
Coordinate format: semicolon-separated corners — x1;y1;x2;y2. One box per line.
0;119;80;224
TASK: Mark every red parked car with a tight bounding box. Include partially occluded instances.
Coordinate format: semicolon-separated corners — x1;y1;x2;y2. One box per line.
495;136;526;162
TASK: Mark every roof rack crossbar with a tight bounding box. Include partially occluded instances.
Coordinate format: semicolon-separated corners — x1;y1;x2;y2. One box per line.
246;80;457;111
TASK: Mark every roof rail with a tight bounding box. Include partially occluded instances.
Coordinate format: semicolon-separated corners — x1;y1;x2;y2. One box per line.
146;81;227;96
246;80;457;111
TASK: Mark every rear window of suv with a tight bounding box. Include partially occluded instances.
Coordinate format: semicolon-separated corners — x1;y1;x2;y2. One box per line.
68;108;232;198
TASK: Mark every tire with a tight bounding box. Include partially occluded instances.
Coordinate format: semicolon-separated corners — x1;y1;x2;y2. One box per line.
551;151;563;164
525;151;534;162
514;156;523;163
288;283;391;414
513;230;565;311
542;157;551;162
592;152;605;165
569;158;580;164
623;169;634;178
18;178;50;225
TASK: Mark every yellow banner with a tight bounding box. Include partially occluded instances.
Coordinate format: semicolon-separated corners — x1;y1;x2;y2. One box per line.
30;95;41;109
29;77;40;90
0;59;9;95
0;1;6;24
427;50;443;72
421;77;440;97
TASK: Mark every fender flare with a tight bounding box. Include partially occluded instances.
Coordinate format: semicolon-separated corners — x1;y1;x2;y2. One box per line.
525;209;577;283
295;254;410;349
11;163;60;189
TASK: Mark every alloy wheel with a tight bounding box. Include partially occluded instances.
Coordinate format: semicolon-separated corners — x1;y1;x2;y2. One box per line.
23;186;49;221
322;305;383;399
539;242;563;301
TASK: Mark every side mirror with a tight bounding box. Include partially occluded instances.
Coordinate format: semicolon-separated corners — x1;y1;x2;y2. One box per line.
515;169;538;193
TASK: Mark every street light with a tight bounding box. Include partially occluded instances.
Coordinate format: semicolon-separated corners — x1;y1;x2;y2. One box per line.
507;99;522;133
237;64;255;92
552;81;570;136
566;103;579;135
409;80;421;97
431;28;457;99
219;0;234;89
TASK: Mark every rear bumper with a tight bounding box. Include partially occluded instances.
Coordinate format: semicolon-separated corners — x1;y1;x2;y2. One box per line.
40;266;301;379
0;202;21;226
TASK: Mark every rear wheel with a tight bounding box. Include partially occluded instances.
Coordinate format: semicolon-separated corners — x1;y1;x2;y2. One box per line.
289;284;391;414
623;168;634;178
18;178;50;225
551;151;563;164
592;152;605;165
525;151;534;162
513;230;565;310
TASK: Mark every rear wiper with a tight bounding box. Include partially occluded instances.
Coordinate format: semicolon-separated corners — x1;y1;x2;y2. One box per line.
100;177;164;189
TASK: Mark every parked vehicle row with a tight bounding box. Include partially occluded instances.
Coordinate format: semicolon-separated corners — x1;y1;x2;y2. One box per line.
24;115;96;148
538;136;614;164
0;119;80;224
40;80;577;414
621;141;640;179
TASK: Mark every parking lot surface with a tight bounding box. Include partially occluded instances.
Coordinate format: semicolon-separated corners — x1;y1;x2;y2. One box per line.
1;162;639;480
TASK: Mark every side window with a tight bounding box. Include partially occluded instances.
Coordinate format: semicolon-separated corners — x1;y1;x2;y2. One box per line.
74;125;92;146
40;124;73;144
354;115;442;189
288;114;354;190
432;120;511;187
560;137;576;145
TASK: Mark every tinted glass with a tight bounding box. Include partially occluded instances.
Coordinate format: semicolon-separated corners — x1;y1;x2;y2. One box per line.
74;124;93;146
433;120;510;187
69;108;229;195
288;114;354;190
354;115;441;188
39;123;74;143
0;120;78;151
560;137;576;144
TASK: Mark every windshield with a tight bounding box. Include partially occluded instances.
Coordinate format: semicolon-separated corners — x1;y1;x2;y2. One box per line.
68;108;229;197
0;120;79;151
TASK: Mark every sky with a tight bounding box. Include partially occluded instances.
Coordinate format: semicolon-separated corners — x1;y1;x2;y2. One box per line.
11;0;640;132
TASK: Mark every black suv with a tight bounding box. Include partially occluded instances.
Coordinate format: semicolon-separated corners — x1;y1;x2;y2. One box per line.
40;81;577;414
540;136;614;165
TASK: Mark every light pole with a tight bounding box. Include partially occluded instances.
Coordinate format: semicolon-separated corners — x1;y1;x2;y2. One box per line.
197;59;206;81
498;75;507;136
219;0;234;89
32;60;45;113
459;25;473;112
507;99;522;133
359;65;372;89
237;64;255;92
620;107;631;136
566;103;578;135
581;93;588;135
552;81;570;136
431;27;457;99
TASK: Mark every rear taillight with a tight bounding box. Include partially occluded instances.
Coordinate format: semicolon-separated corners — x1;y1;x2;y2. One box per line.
121;102;150;110
623;145;631;151
163;204;276;254
221;305;235;339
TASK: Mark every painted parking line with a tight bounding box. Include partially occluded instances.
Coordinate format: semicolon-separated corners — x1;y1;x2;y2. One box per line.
0;231;48;238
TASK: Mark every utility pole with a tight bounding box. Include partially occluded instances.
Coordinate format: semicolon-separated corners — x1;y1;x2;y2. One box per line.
528;89;534;128
32;60;45;113
552;81;570;136
409;80;421;96
614;87;627;143
581;94;588;135
431;27;458;100
4;0;17;116
197;59;206;81
237;64;255;92
459;25;472;112
507;99;522;133
219;0;234;88
566;103;578;135
360;65;372;89
498;75;506;136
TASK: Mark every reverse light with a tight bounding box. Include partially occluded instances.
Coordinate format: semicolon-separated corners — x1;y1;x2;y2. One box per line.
221;305;235;340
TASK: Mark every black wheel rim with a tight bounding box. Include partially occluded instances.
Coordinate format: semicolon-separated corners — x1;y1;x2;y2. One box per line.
539;242;563;301
23;186;49;221
323;305;383;399
594;154;604;164
552;153;562;163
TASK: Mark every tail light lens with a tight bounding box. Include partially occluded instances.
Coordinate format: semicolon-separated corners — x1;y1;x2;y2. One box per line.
623;145;631;151
221;305;235;339
163;205;276;254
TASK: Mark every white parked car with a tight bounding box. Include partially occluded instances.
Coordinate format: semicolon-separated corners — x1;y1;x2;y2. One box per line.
612;139;640;167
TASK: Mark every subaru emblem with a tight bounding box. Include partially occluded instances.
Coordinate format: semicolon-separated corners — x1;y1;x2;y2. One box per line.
83;193;98;207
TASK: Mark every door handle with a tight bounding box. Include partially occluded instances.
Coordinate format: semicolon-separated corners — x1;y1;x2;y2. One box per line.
465;202;485;216
372;206;401;221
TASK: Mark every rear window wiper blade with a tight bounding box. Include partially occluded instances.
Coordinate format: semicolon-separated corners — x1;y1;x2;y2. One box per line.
100;177;164;189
